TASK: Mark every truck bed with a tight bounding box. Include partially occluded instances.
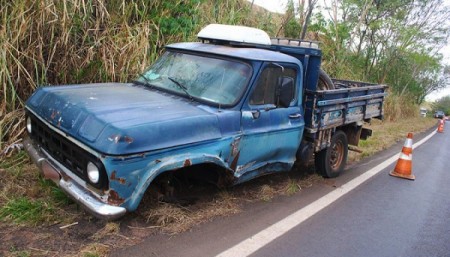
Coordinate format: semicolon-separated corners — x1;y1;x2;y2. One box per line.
304;80;387;133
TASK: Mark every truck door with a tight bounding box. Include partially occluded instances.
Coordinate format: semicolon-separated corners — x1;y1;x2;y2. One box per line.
235;63;305;178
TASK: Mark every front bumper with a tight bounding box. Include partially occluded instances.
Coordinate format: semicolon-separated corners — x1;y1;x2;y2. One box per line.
23;137;126;220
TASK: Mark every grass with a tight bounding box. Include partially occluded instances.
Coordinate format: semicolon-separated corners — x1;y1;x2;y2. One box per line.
8;246;30;257
0;155;75;226
79;243;110;257
349;116;438;162
91;222;120;240
0;197;55;225
0;0;280;154
285;179;301;195
143;190;240;234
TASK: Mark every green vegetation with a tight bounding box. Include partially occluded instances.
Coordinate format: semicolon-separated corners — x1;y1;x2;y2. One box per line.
285;179;301;195
432;95;450;115
306;0;450;105
0;0;278;153
0;154;73;225
8;246;30;257
0;197;55;225
283;0;450;108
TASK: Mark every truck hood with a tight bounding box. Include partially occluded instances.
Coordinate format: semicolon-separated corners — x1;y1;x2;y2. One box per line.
26;83;222;155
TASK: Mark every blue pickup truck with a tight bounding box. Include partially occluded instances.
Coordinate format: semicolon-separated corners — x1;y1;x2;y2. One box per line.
24;24;387;219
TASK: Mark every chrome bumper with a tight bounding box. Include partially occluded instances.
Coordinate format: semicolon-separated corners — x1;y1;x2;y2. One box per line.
23;137;126;220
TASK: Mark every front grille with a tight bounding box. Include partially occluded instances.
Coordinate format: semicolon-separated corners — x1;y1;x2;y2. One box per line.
27;112;91;180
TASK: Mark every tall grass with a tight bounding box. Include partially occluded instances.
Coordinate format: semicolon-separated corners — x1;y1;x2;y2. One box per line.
0;0;279;153
384;92;420;121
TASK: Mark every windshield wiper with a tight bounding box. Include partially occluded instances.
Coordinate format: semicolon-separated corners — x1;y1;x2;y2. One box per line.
168;76;194;101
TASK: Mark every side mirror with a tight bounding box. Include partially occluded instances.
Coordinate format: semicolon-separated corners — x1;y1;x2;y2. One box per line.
277;77;295;108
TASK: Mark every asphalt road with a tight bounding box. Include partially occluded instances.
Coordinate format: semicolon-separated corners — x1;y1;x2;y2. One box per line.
112;127;450;257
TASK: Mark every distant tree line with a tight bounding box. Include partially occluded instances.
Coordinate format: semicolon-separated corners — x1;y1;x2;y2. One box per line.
282;0;450;105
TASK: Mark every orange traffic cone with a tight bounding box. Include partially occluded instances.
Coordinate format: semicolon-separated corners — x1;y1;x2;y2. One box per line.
389;132;415;180
437;119;444;133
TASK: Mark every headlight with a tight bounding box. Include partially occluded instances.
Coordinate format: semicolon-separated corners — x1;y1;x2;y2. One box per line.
26;117;32;134
87;162;100;184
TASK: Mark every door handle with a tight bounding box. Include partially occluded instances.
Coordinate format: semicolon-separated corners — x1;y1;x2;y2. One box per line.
289;113;302;119
251;110;261;119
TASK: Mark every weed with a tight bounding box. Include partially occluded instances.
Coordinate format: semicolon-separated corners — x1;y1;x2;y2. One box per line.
83;254;99;257
297;173;323;189
91;222;120;240
285;179;301;195
36;176;72;205
0;152;28;171
79;243;110;257
50;187;73;206
0;197;55;225
259;184;277;202
8;246;30;257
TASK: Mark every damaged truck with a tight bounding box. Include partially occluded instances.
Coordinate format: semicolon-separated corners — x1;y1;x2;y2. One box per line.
24;24;387;219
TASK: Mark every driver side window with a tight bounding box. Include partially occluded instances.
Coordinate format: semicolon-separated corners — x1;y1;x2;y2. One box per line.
250;66;296;106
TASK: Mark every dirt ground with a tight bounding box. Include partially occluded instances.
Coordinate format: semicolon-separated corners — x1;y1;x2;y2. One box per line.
0;163;323;257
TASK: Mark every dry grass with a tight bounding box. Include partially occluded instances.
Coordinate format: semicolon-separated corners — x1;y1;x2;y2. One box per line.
143;190;241;235
383;93;420;122
0;0;281;154
349;117;438;162
78;243;110;257
257;184;279;202
139;172;323;234
91;222;120;241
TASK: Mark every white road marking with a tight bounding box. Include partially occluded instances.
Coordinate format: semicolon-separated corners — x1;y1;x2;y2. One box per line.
216;130;436;257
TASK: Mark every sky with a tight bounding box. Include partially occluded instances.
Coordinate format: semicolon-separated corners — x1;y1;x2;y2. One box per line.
247;0;450;102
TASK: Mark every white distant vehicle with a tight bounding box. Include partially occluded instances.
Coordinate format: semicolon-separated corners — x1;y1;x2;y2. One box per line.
420;108;427;117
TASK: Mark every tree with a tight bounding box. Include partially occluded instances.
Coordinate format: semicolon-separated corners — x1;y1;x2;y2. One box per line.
308;0;450;103
281;0;319;39
432;96;450;115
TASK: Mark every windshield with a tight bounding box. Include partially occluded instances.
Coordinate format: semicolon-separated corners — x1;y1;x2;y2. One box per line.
136;51;252;106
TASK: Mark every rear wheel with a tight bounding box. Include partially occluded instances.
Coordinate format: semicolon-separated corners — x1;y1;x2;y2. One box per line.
315;131;348;178
317;69;335;90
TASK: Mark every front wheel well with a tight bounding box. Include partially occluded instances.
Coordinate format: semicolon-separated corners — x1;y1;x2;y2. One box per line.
146;163;236;201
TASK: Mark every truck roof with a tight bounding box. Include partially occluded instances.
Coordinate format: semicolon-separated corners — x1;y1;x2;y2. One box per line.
166;42;302;65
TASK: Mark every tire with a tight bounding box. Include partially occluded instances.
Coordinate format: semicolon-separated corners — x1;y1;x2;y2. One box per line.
317;69;335;90
315;131;348;178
